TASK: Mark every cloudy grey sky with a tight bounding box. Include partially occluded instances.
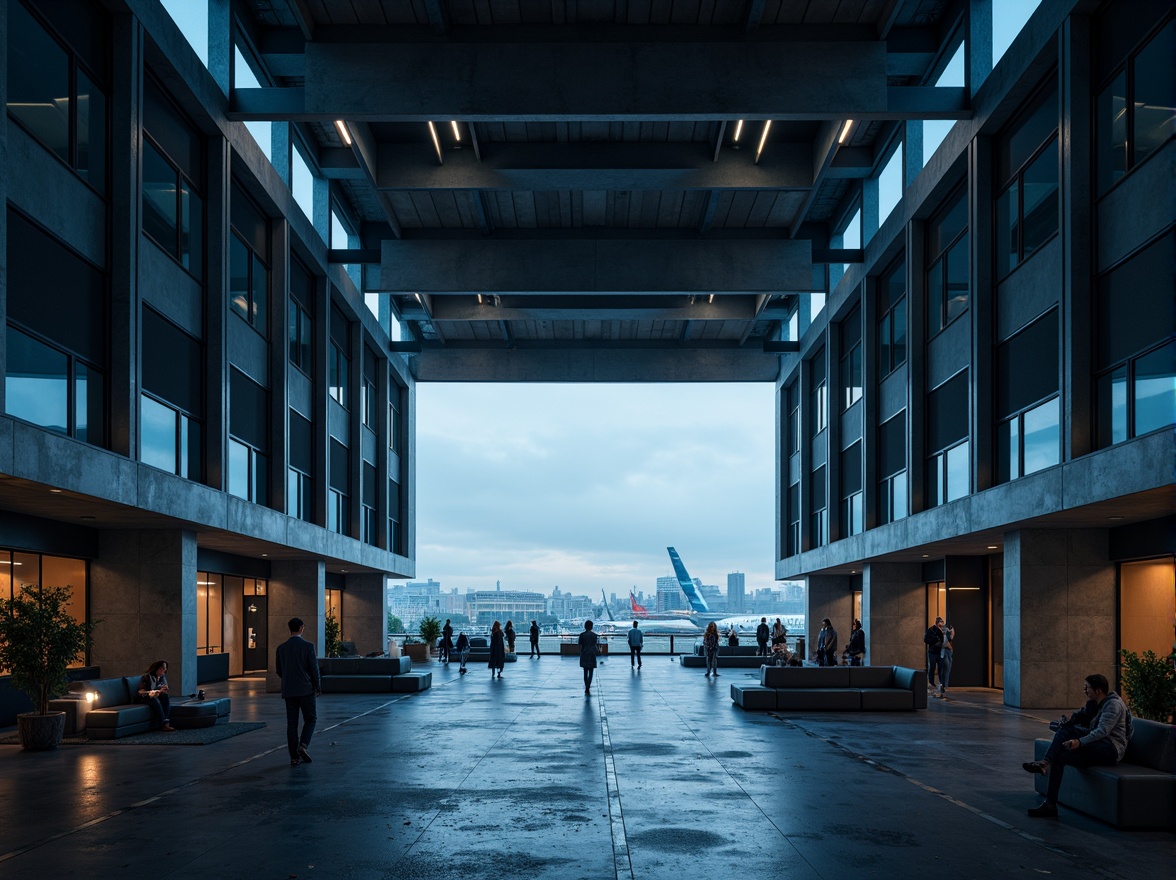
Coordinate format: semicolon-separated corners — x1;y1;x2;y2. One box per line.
411;383;776;599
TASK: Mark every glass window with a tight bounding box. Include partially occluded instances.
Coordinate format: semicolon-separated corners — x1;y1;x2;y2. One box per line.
877;143;903;226
292;143;315;221
228;232;267;335
1022;397;1060;475
1097;365;1129;448
878;259;907;377
141;393;178;473
76;69;106;193
1134;340;1176;436
1097;20;1175;194
143;139;179;258
927;186;969;334
922;43;964;165
389;397;401;454
6;325;67;433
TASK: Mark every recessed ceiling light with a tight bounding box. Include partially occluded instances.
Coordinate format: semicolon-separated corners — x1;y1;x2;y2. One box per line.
333;119;352;146
732;119;744;143
987;545;998;550
1107;515;1124;520
921;554;929;558
49;488;63;493
261;553;268;557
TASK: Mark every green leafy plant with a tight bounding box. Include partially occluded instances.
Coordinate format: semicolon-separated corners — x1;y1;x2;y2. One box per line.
387;613;404;634
324;609;343;658
1119;648;1176;722
0;584;97;715
418;615;442;647
402;635;422;645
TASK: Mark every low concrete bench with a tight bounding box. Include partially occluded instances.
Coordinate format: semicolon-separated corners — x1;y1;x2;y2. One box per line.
731;666;927;711
392;671;432;692
319;657;411;693
1033;717;1176;828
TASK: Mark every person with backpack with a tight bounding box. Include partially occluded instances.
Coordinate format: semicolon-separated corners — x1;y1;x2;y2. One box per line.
1022;673;1134;818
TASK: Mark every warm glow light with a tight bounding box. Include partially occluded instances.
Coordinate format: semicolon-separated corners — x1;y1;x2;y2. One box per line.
427;121;443;162
85;691;97;703
708;294;714;303
334;120;352;146
987;545;998;550
450;120;461;141
838;119;855;145
414;292;422;303
732;119;744;142
477;294;484;304
754;120;772;164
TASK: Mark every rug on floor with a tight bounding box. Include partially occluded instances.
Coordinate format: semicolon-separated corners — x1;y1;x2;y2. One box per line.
0;721;266;746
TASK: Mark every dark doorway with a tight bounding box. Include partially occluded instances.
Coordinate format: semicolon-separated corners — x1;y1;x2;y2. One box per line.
945;586;986;687
244;595;268;672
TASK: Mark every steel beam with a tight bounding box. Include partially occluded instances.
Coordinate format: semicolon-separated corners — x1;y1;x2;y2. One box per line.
407;347;782;383
381;238;812;294
427;294;760;322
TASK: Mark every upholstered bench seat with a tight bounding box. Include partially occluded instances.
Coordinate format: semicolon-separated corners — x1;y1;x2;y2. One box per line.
318;657;410;693
171;698;232;729
733;665;926;712
392;671;432;692
730;684;777;710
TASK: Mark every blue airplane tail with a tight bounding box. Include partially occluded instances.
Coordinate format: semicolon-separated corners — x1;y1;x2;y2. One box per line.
667;547;709;613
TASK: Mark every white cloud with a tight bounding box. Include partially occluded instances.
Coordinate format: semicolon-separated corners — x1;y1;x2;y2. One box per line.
413;383;777;597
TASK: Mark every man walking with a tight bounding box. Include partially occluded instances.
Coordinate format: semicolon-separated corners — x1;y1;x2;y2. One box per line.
627;620;644;668
276;617;321;767
1022;673;1133;817
440;618;453;663
529;620;541;658
756;617;770;657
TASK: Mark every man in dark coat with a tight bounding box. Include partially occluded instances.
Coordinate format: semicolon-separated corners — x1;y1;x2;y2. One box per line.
529;620;541;658
923;617;945;690
756;617;770;656
276;617;321;766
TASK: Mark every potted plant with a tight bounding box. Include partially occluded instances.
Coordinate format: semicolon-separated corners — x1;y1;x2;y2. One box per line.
0;584;97;750
324;609;343;658
419;615;442;658
1119;648;1176;723
402;635;429;663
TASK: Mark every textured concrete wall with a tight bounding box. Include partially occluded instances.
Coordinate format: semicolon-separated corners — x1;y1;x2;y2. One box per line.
805;575;852;662
863;562;925;670
1004;528;1115;709
343;573;386;656
89;529;198;694
267;560;325;693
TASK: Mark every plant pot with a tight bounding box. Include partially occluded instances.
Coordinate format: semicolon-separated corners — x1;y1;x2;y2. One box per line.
16;711;67;751
403;643;430;662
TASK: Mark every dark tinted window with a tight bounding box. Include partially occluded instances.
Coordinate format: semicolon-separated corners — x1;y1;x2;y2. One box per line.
143;307;201;414
997;311;1059;417
7;1;69;163
997;78;1058;184
928;186;967;260
230;368;268;451
289;410;313;474
1097;233;1176;368
841;442;862;496
143;75;202;183
927;371;969;453
329;439;349;493
879;413;906;478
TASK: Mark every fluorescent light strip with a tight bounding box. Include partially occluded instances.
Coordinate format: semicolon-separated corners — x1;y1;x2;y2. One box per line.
450;120;461;141
427;121;443;163
838;119;854;145
754;120;772;164
334;120;352;146
732;119;744;142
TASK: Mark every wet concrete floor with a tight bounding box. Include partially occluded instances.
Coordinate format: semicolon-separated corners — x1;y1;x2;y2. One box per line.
1;655;1172;879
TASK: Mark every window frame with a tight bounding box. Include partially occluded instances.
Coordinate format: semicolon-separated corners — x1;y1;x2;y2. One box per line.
925;183;969;337
6;321;106;446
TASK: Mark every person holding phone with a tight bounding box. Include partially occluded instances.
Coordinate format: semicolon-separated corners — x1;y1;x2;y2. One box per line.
137;659;175;732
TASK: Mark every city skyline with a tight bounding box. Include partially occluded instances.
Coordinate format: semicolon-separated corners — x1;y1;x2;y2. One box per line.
413;383;778;597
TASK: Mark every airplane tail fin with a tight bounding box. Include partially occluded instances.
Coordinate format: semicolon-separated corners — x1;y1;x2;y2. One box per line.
630;590;649;616
667;546;710;613
602;589;616;621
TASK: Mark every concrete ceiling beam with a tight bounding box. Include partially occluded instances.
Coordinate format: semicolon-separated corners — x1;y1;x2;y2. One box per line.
380;238;813;294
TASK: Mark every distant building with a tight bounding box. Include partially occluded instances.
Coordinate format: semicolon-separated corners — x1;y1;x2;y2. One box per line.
469;590;547;626
700;583;725;611
547;586;594;621
656;578;687;612
727;573;745;612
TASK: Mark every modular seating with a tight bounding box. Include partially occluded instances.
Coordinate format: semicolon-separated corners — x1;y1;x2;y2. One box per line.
460;637;518;663
730;666;927;711
318;657;415;692
1033;717;1176;829
681;645;774;668
52;676;233;738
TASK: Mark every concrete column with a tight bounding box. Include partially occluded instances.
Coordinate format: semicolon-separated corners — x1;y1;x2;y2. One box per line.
863;562;925;670
208;0;231;96
1003;528;1115;709
805;575;852;661
0;3;8;401
344;573;387;655
267;559;325;693
89;529;199;695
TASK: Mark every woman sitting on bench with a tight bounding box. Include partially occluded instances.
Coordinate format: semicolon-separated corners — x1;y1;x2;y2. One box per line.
137;659;175;732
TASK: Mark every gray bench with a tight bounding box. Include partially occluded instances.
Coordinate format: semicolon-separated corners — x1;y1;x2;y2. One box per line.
731;666;927;711
318;657;411;693
171;698;232;729
1033;717;1175;828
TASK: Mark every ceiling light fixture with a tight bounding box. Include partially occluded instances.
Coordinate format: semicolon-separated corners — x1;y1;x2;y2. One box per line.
477;293;484;305
987;545;998;550
450;120;461;141
754;120;772;164
427;121;443;163
708;294;714;304
732;119;744;143
49;488;63;494
334;120;352;146
838;119;854;145
921;554;929;558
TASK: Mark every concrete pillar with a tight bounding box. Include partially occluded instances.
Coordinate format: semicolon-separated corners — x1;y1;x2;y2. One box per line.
863;562;925;670
805;575;852;661
89;529;199;694
267;559;325;693
1003;528;1115;709
344;573;387;655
